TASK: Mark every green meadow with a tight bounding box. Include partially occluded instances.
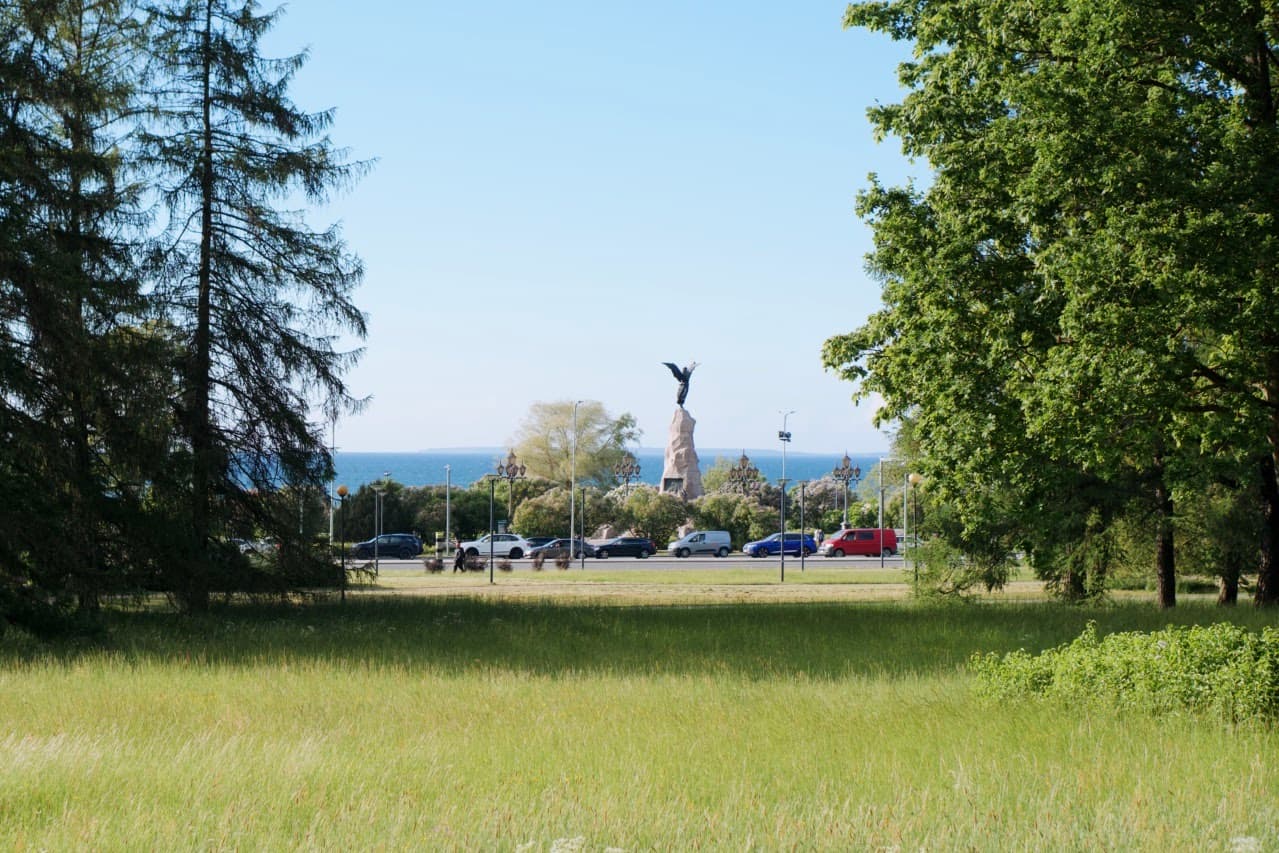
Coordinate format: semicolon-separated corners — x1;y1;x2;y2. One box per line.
3;581;1278;850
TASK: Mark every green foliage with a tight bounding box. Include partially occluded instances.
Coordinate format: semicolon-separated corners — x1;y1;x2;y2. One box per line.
909;536;1011;599
972;621;1279;722
621;486;688;546
145;0;366;609
512;487;570;538
510;401;640;488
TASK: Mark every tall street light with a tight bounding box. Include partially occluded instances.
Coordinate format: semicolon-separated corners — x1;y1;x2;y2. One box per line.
613;451;641;495
328;416;337;544
371;471;389;577
778;410;795;582
569;400;583;544
831;453;863;528
799;481;807;572
336;484;348;603
908;472;923;585
444;464;451;555
496;449;527;528
877;456;901;569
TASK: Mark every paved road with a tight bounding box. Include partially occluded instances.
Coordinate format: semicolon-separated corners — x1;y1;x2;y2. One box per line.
368;553;909;571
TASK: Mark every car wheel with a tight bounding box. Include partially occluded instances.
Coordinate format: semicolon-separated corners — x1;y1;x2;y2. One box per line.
883;548;893;557
509;548;523;559
716;546;729;558
597;549;609;559
750;549;761;558
830;548;844;558
677;547;690;558
466;547;478;557
397;548;412;559
803;547;813;557
637;550;648;559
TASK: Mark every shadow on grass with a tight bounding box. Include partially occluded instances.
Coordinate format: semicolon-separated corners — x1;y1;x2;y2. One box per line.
5;597;1278;679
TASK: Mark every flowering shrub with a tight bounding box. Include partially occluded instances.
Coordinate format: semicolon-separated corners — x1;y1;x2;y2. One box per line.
971;621;1279;721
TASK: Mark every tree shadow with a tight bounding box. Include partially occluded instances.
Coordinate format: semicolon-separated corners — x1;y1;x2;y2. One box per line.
4;597;1273;679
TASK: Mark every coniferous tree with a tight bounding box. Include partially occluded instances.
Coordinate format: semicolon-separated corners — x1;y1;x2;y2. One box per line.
0;0;149;626
143;0;366;610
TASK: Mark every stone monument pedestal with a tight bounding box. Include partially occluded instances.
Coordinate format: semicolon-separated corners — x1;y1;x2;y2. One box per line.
660;408;703;500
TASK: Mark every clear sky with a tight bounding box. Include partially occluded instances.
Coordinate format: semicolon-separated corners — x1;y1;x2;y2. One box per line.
266;1;920;455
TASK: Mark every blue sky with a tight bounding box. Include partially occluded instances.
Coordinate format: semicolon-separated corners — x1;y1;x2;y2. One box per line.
267;1;921;454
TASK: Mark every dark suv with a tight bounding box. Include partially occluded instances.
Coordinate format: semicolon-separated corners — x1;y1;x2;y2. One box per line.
594;537;657;558
352;533;422;560
743;532;818;558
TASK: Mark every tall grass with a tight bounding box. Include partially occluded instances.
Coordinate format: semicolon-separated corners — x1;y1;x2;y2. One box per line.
2;598;1278;849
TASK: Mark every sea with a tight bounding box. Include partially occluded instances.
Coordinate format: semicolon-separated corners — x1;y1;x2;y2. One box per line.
332;449;887;490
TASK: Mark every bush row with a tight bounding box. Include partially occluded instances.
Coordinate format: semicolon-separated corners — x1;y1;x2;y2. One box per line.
970;621;1279;721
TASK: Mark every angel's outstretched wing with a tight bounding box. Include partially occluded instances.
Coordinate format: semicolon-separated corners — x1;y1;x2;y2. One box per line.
662;362;685;381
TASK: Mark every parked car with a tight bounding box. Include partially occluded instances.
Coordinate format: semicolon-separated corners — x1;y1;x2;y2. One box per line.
667;530;732;558
524;536;556;550
352;533;423;559
594;537;657;559
529;537;596;559
818;527;898;557
743;532;817;558
458;533;530;558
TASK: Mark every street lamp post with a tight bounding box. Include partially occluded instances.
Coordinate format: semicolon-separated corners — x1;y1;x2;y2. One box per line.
877;456;901;569
570;400;582;543
613;451;641;494
496;449;527;529
778;411;794;582
371;472;389;577
799;482;807;572
336;484;348;603
831;453;863;528
486;474;497;584
579;486;588;569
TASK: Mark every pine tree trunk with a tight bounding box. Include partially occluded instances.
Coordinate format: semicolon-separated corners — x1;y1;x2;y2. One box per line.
1256;453;1279;607
1153;461;1176;609
182;0;218;614
1218;572;1239;606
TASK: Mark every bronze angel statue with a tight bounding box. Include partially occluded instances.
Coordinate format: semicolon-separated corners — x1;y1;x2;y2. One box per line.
662;361;699;407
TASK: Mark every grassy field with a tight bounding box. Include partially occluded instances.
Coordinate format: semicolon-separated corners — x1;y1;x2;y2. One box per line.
2;576;1278;850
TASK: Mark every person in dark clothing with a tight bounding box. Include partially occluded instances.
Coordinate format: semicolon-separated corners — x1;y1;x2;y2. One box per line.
453;545;466;572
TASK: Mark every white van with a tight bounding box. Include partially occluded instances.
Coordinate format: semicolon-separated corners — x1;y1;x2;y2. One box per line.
667;530;732;558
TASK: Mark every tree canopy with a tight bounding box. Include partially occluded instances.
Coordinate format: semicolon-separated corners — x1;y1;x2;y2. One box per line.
825;0;1279;605
510;400;640;489
1;0;366;630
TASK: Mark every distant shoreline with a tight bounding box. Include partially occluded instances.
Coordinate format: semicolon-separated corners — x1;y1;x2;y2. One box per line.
343;447;893;459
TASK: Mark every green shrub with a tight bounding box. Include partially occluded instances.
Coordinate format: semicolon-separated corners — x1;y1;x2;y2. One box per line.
971;621;1279;722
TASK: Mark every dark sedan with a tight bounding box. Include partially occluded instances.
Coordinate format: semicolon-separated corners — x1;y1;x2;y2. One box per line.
594;537;657;559
529;538;596;559
351;533;422;560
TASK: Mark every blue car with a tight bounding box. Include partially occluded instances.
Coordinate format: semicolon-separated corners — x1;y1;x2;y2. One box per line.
744;532;818;558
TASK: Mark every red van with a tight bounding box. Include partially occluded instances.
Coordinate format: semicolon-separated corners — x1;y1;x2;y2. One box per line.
818;527;898;557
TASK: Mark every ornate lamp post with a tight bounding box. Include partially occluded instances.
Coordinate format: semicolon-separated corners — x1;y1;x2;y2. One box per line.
336;484;348;603
726;451;761;495
370;471;389;577
779;411;794;582
495;449;527;527
831;453;863;529
613;451;641;494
